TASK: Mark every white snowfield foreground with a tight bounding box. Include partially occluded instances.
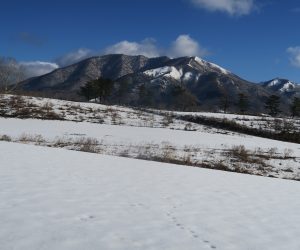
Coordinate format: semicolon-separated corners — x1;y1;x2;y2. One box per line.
1;117;300;179
0;142;300;250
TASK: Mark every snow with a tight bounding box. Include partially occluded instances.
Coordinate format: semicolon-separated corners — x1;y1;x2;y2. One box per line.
194;57;230;75
266;79;297;93
279;81;295;92
1;117;299;179
182;72;194;82
0;141;300;250
143;57;231;80
143;66;195;82
267;79;281;87
1;94;300;179
143;66;183;80
0;94;204;130
171;110;300;133
194;56;206;66
1;117;299;154
195;73;201;82
208;62;230;75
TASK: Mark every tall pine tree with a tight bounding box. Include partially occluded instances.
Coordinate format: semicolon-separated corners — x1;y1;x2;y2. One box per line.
265;95;281;116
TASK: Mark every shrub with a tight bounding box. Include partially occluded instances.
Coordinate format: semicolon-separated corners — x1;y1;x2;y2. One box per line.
75;137;99;153
230;145;249;162
0;134;12;141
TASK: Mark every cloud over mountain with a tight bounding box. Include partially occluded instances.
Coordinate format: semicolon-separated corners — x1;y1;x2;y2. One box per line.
55;48;93;67
103;35;208;59
104;39;160;58
20;61;59;77
168;35;208;58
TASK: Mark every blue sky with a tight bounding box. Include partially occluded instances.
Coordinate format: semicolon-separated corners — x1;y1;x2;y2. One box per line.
1;0;300;82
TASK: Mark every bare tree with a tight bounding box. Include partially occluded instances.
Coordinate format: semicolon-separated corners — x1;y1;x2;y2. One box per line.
0;57;26;92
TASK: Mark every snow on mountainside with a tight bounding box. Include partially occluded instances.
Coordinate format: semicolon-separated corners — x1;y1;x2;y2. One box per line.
142;57;230;82
194;56;230;75
144;66;183;80
1;141;300;250
262;78;299;93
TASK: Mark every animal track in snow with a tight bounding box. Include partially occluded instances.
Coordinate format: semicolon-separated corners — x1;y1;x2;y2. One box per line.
165;204;217;249
78;215;95;222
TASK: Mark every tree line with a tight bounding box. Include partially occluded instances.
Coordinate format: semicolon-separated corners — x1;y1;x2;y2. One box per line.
219;93;300;117
78;77;300;117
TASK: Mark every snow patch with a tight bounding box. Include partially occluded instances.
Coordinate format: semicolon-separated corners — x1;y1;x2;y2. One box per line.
279;81;296;92
144;66;183;80
182;72;194;81
208;62;230;74
194;56;205;66
194;57;230;74
268;79;281;87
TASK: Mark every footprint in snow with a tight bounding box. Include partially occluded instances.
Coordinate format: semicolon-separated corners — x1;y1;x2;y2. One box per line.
79;215;95;222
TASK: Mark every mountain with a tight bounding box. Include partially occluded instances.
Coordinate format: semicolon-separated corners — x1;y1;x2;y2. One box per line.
261;78;300;98
19;54;169;92
17;54;297;112
116;56;275;111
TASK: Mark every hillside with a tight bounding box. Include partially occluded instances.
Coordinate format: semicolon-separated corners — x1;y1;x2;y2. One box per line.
1;94;299;180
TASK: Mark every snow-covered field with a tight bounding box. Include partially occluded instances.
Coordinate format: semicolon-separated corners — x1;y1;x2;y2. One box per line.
0;94;206;131
1;141;300;250
1;95;300;180
170;110;300;132
1;94;300;249
1;116;300;179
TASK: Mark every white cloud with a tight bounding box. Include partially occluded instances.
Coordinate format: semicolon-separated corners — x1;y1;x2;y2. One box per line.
20;61;59;77
55;48;92;67
103;35;207;58
287;47;300;68
168;34;208;58
103;39;160;58
191;0;256;16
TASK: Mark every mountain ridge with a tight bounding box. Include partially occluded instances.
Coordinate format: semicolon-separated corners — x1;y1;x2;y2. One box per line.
17;54;299;112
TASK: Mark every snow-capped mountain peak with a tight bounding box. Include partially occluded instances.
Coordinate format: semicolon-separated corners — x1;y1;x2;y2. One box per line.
142;56;232;83
264;78;298;93
267;78;281;87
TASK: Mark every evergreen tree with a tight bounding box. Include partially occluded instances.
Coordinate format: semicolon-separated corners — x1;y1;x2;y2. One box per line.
79;78;114;103
116;80;129;103
171;85;198;111
138;83;154;106
237;93;249;114
290;97;300;117
95;78;114;103
79;80;96;101
265;95;281;116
